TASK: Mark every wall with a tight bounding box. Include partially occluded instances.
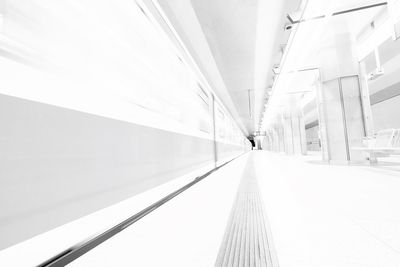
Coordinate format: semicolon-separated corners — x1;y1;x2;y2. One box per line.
371;94;400;131
365;37;400;133
305;122;321;151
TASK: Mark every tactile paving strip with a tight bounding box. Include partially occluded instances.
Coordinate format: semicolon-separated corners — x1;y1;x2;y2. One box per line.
215;166;275;267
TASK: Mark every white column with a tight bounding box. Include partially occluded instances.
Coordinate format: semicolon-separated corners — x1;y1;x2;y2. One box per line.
389;0;400;40
282;107;307;155
275;124;285;153
283;111;294;155
316;17;369;163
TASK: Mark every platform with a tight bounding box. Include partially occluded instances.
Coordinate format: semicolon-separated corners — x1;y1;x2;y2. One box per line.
1;151;400;266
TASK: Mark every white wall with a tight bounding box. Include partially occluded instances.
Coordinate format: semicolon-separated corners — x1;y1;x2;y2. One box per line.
372;95;400;131
366;38;400;133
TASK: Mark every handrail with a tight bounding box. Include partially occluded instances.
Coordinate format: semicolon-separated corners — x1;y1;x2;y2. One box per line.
37;156;240;267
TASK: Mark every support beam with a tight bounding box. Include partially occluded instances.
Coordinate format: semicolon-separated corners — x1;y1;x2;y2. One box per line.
288;2;388;25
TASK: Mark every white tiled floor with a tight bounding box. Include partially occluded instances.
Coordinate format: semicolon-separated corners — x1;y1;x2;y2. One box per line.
254;151;400;267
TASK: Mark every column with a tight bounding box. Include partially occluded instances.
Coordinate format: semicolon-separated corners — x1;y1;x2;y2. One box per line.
316;17;369;163
282;107;307;155
274;124;285;153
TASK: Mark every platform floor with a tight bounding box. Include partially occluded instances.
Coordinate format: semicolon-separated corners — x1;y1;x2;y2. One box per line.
255;151;400;267
1;151;400;266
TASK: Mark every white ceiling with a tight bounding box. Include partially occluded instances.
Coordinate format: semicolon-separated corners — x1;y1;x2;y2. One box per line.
157;0;302;135
156;0;384;135
191;0;259;133
261;0;388;129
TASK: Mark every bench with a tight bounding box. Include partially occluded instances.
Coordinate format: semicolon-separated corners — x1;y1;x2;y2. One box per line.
351;129;400;163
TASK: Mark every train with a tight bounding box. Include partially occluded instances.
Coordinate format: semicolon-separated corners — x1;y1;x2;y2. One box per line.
0;0;251;249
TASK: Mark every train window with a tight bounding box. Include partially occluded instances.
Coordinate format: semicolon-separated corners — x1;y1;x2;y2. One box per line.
216;107;226;139
217;109;224;120
198;83;209;98
197;83;209;110
197;93;208;107
198;120;210;133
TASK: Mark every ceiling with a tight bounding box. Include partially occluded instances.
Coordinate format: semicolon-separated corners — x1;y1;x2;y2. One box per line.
155;0;384;136
156;0;302;136
260;0;389;129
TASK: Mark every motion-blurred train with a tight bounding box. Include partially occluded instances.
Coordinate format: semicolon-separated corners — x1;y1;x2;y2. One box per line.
0;0;251;248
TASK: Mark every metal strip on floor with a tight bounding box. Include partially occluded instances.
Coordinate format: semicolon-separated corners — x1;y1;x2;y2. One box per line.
215;162;276;267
